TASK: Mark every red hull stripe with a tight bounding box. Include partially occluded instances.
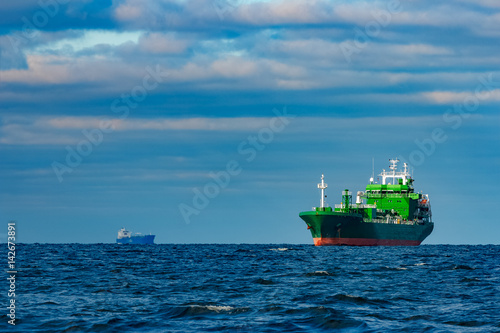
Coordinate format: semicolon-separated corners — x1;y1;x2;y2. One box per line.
313;237;421;246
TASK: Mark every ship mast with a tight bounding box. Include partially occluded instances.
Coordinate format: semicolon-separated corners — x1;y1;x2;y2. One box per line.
318;174;328;208
379;158;411;185
389;158;398;184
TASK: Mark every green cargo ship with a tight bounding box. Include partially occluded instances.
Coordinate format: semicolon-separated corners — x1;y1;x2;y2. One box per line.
299;159;434;246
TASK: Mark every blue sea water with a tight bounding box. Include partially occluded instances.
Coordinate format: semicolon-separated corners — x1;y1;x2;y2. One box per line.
2;244;500;332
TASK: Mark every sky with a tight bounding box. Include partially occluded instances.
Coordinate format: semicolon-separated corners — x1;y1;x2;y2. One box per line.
0;0;499;244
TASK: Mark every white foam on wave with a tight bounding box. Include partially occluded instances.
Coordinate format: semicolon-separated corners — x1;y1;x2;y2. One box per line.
194;305;234;312
384;266;407;270
269;248;289;251
306;270;332;276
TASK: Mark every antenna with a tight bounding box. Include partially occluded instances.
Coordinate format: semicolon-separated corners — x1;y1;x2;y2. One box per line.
371;157;375;183
317;174;328;208
389;158;399;185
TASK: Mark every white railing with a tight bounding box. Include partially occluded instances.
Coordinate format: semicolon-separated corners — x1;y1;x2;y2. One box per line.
334;204;376;209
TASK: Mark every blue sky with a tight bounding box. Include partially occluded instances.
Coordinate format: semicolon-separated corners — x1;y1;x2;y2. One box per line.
0;0;499;244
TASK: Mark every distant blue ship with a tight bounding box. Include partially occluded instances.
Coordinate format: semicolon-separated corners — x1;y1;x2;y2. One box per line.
116;228;155;244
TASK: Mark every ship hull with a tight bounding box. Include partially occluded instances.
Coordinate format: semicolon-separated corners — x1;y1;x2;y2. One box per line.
116;235;155;244
300;211;433;246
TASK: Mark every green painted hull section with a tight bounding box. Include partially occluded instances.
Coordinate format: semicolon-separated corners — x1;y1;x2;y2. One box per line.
299;211;434;245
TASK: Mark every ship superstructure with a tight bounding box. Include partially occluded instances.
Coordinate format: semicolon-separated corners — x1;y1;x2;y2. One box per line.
299;159;434;246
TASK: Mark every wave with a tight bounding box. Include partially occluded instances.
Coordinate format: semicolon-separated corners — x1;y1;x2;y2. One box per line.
61;325;85;332
452;264;474;270
404;315;431;321
89;318;124;332
284;306;367;330
185;304;251;316
163;304;250;318
444;320;487;327
234;249;253;254
284;305;338;316
460;277;480;282
367;265;408;272
305;270;334;277
194;305;235;312
329;293;391;306
383;265;407;271
93;289;113;294
254;278;275;285
17;244;500;332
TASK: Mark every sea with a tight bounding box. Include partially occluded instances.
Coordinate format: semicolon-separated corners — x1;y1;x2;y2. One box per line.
3;244;499;332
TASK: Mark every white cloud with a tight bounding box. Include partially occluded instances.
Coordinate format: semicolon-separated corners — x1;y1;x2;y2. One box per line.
235;0;329;25
0;54;142;84
391;44;452;56
138;32;189;54
423;89;500;104
210;57;258;78
114;0;144;21
0;123;78;145
457;0;500;8
30;30;143;56
1;0;500;109
0;116;279;145
48;116;274;131
3;113;491;146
